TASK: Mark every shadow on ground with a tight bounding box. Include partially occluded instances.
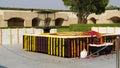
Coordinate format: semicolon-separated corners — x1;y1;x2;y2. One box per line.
0;65;7;68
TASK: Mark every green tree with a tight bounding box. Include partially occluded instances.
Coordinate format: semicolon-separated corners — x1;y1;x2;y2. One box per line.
106;5;118;10
62;0;109;24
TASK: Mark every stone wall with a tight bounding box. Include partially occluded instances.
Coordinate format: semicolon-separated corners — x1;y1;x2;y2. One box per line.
0;9;120;27
88;10;120;24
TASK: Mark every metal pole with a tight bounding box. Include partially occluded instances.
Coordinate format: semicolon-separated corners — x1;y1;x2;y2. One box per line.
116;36;119;68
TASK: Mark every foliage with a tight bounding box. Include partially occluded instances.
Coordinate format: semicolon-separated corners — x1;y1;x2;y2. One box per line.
106;5;119;10
62;0;109;24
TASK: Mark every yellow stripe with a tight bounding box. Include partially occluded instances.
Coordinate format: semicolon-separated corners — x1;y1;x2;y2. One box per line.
51;37;53;55
62;38;64;57
29;36;31;51
31;36;32;51
48;37;51;55
28;36;30;51
27;36;30;51
59;38;61;57
74;40;76;57
56;38;58;56
53;37;56;55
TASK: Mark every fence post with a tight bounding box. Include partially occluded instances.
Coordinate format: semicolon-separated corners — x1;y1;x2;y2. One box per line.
116;36;120;68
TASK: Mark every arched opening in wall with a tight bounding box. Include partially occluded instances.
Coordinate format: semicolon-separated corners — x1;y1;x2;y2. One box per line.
7;17;24;27
45;18;51;26
90;17;97;24
32;17;40;26
55;18;64;26
109;16;120;23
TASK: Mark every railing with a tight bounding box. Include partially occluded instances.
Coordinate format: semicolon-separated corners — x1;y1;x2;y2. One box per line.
0;28;44;45
91;27;120;34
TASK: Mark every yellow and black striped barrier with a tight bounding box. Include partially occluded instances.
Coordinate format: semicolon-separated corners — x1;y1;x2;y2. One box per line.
23;35;36;52
23;34;118;58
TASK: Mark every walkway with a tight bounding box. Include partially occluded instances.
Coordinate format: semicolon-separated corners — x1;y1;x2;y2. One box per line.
0;44;118;68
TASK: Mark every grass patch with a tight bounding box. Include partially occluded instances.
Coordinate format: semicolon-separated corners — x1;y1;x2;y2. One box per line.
57;26;70;32
57;24;120;32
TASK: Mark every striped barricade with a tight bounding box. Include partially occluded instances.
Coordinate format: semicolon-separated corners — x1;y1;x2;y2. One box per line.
23;35;36;52
23;34;118;58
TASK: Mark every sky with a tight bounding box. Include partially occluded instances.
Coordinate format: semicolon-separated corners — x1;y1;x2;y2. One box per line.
0;0;120;10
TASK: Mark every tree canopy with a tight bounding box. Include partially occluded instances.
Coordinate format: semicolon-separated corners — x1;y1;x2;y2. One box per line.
106;5;119;10
62;0;109;24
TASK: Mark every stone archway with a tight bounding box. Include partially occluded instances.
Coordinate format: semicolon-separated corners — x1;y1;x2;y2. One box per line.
55;18;64;26
32;17;40;26
109;16;120;23
7;17;24;26
45;18;51;26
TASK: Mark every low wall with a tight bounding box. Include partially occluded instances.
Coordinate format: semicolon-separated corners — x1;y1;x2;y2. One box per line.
91;27;120;34
0;28;44;45
1;27;120;45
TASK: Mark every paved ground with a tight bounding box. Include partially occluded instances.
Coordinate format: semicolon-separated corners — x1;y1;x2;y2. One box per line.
0;44;119;68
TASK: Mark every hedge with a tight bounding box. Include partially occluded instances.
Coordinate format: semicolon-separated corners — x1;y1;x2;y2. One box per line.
69;24;120;32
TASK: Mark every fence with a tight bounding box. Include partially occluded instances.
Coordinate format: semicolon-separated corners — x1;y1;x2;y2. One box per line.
23;34;118;58
1;27;120;45
0;28;44;45
91;27;120;34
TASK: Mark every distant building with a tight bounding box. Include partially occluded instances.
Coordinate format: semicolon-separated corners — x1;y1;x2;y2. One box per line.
0;9;120;27
87;9;120;24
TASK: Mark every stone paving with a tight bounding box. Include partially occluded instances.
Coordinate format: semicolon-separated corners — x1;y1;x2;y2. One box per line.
0;44;119;68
